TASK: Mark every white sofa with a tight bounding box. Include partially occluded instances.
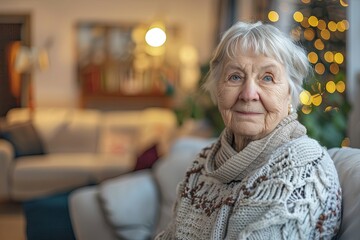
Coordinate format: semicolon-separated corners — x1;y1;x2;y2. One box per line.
0;107;177;202
69;137;360;240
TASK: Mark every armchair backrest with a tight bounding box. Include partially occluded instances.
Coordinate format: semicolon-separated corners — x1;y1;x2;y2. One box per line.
328;147;360;240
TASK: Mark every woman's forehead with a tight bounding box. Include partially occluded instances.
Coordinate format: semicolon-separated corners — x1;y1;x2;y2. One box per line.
224;51;283;68
227;39;284;63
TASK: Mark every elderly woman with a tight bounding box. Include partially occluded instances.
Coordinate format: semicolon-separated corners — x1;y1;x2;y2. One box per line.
156;21;341;239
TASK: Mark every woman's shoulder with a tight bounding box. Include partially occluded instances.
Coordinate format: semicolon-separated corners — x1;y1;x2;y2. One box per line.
266;135;338;180
270;135;328;166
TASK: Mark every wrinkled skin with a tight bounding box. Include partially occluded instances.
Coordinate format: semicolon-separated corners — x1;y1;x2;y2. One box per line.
216;50;291;151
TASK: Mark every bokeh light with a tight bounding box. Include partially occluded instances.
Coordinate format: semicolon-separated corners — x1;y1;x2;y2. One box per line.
145;27;166;47
308;51;318;64
317;20;327;30
326;81;336;93
301;105;312;114
293;11;304;22
337;21;346;32
268;11;279;22
312;94;322;106
314;39;324;50
330;63;340;74
325;106;333;112
315;63;325;74
324;51;334;63
300;90;312;105
328;21;337;32
341;138;350;148
336;81;346;93
304;28;315;41
340;0;349;7
334;52;344;64
301;17;310;28
308;16;319;27
320;29;330;40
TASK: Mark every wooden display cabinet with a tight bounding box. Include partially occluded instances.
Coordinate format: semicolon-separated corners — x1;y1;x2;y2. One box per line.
76;22;179;110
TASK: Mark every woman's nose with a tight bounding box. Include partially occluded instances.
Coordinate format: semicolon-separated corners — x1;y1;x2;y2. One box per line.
238;80;260;101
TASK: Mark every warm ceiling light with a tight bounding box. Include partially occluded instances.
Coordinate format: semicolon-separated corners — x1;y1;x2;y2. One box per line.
145;27;166;47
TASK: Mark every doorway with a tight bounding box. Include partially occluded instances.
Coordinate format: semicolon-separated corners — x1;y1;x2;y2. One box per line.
0;14;31;117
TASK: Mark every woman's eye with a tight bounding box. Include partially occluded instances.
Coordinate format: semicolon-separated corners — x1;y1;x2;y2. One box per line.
263;75;273;82
228;74;242;82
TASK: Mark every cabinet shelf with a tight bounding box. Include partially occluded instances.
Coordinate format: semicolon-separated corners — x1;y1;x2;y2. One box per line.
76;22;179;110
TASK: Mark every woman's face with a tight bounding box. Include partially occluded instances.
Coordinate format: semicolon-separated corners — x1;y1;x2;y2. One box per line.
216;50;291;140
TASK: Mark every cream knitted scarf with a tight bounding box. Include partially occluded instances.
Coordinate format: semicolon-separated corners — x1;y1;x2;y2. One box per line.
156;114;342;240
207;113;306;183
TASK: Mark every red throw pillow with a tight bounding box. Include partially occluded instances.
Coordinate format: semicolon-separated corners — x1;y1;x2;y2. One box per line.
133;144;159;171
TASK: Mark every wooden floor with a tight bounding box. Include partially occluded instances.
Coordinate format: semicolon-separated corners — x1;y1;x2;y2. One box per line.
0;202;26;240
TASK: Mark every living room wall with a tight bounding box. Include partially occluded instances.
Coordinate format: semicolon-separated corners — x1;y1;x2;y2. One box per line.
0;0;217;108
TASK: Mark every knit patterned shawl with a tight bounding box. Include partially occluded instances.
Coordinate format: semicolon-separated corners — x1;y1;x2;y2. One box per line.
156;113;342;240
205;113;306;183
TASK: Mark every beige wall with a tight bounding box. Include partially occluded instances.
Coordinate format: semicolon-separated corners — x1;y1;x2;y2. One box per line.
0;0;217;108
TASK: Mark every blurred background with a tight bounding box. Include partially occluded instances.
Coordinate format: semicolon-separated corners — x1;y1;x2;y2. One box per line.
0;0;358;148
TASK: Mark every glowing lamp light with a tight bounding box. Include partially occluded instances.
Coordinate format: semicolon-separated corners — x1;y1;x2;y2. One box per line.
145;27;166;47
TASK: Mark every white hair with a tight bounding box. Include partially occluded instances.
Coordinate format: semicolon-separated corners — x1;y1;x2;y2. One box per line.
202;21;311;109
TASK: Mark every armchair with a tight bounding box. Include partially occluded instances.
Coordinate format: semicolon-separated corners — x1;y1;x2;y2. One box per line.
69;138;360;240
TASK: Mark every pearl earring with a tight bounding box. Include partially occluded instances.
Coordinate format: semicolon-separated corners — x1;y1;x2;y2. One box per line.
288;103;295;115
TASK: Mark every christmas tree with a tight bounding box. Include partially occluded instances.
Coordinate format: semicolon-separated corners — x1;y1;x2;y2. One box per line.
268;0;350;148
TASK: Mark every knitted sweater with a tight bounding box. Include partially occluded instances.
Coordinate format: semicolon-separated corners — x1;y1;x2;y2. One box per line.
155;114;342;240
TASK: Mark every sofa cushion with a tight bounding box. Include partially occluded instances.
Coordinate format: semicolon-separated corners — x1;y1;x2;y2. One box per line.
6;108;101;154
0;121;45;158
98;170;159;240
328;147;360;240
133;144;160;171
11;153;135;201
98;128;137;155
